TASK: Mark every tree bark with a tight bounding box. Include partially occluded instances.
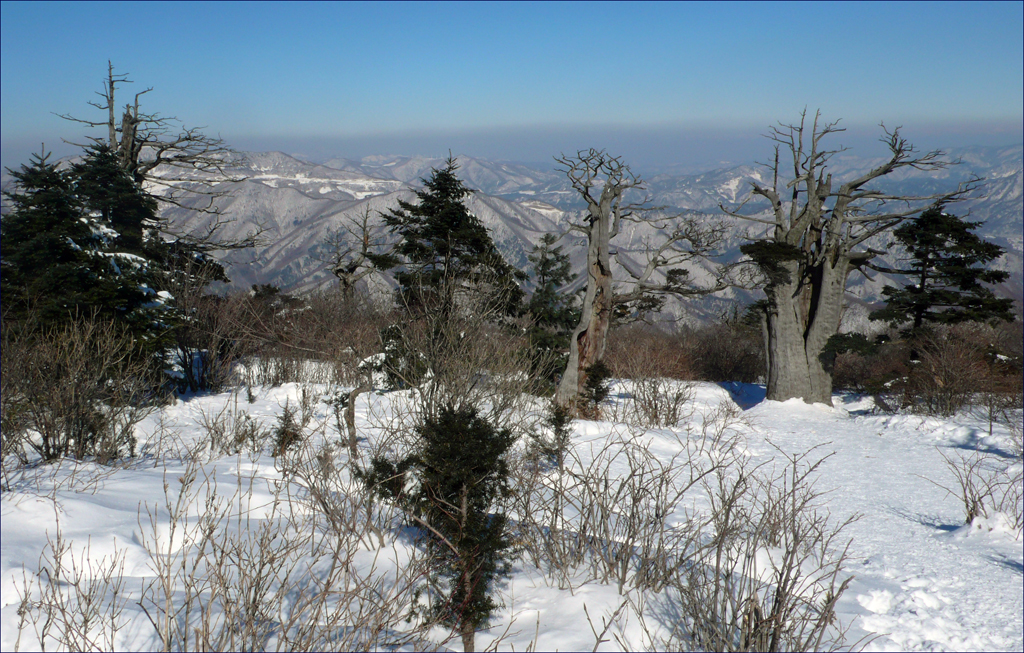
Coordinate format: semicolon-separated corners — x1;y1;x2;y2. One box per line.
458;482;475;652
764;257;852;405
344;382;368;459
552;150;729;407
556;218;613;406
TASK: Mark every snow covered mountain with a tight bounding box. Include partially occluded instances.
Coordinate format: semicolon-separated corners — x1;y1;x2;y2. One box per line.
6;145;1019;323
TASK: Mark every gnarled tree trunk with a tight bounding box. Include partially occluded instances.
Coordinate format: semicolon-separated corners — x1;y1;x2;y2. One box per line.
553;149;730;408
556;218;613;406
764;256;853;405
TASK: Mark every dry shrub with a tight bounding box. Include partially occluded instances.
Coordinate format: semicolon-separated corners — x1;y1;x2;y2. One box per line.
1;316;157;464
830;337;909;394
835;321;1023;419
12;520;130;651
514;406;747;594
2;319;31;467
514;426;714;593
870;323;1023;417
663;447;859;652
935;447;1023;537
192;396;271;458
675;313;766;384
606;325;694;381
606;328;694;427
907;325;990;416
377;283;539;433
166;264;249;394
285;287;391;385
231;286;393;388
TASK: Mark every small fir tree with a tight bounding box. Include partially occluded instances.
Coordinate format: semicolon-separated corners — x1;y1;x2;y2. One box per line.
529;400;574;471
580;359;613;418
526;234;579;383
870;206;1013;332
360;405;516;652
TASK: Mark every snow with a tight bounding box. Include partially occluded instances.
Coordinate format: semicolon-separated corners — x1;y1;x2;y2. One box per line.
2;381;1020;652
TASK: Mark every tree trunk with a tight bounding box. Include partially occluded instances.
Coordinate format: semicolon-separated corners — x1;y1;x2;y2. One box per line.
556;219;612;406
460;619;475;652
458;482;475;652
764;257;851;406
345;382;369;459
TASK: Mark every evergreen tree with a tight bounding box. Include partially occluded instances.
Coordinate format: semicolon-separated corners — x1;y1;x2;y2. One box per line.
527;233;577;332
526;233;578;383
360;405;516;652
1;147;172;347
71;144;157;253
1;151;100;327
375;156;524;315
870;206;1014;332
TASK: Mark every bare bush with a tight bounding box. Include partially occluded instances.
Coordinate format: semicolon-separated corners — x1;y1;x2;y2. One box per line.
663;447;858;652
864;323;1024;418
675;310;766;384
231;286;391;389
907;326;989;416
1;320;31;471
515;421;733;594
935;447;1023;538
830;336;909;395
193;395;271;458
13;450;438;652
166;265;248;394
378;282;540;434
2;317;157;464
12;520;129;651
605;325;694;381
610;333;695;427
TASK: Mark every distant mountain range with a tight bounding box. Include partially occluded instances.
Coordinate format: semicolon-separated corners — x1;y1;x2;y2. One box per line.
4;145;1021;326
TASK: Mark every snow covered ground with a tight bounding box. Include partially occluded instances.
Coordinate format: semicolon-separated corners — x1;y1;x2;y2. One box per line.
2;381;1021;651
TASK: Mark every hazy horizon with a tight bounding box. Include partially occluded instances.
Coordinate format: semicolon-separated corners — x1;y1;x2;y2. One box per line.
5;119;1022;178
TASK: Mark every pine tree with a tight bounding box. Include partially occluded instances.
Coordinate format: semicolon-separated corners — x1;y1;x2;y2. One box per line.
417;406;516;652
1;151;101;327
527;233;578;332
870;206;1013;332
71;144;157;254
376;156;524;315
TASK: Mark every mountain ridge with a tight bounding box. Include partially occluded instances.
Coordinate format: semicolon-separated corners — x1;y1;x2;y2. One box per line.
4;145;1020;325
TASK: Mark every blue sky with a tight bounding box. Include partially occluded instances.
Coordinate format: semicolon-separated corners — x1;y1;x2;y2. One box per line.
2;1;1022;169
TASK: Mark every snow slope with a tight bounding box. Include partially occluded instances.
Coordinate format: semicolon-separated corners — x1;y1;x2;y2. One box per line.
2;382;1021;651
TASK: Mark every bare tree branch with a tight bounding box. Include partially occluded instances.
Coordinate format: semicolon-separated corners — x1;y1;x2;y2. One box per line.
57;61;257;253
553;150;728;407
730;110;982;405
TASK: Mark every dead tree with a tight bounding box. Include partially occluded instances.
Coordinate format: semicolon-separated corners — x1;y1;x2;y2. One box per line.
554;149;729;407
723;111;980;405
323;207;394;298
59;63;246;214
58;62;258;253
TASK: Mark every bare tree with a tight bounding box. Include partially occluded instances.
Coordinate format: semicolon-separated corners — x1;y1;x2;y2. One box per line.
323;206;394;298
58;62;254;246
554;149;728;407
723;111;979;405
